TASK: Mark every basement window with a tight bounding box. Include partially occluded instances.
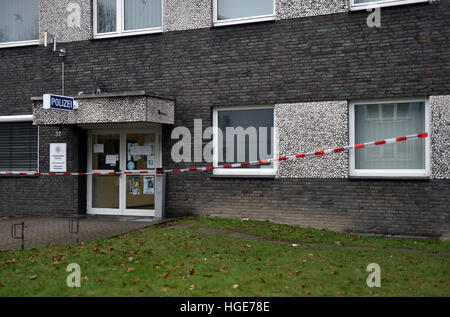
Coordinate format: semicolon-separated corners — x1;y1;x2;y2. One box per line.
94;0;162;38
213;0;275;27
0;0;39;48
350;0;429;11
349;99;430;178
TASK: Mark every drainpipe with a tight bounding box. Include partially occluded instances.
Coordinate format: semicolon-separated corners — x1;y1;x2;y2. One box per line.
59;48;66;95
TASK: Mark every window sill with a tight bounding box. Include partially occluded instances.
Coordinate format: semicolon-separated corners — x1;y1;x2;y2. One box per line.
210;174;276;179
213;15;276;27
349;171;431;180
0;40;39;49
350;0;429;11
349;176;431;181
93;28;163;40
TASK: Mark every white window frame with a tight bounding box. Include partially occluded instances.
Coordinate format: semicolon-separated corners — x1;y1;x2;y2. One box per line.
0;115;39;173
349;98;431;178
0;39;39;49
93;0;163;39
0;0;39;48
213;0;276;27
213;105;277;176
349;0;429;11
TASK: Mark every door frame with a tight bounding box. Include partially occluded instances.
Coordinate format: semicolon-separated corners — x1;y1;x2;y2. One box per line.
86;126;162;216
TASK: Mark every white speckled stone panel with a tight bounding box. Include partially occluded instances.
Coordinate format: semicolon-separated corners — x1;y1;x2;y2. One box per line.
276;0;349;19
430;95;450;179
163;0;212;32
275;101;349;178
39;0;92;43
37;0;352;39
33;96;174;125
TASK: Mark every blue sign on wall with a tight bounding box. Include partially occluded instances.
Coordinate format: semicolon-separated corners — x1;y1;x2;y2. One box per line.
43;94;77;111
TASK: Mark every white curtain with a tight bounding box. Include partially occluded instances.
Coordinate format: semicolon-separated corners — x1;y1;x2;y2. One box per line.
0;0;39;43
217;0;274;21
124;0;162;30
355;102;425;169
97;0;117;33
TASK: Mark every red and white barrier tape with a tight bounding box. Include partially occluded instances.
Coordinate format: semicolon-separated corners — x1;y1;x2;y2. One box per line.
0;132;428;176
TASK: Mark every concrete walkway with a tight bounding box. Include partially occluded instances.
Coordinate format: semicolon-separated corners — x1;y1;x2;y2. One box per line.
0;216;160;252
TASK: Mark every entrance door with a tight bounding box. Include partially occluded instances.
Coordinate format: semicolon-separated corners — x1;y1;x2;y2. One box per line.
87;128;160;216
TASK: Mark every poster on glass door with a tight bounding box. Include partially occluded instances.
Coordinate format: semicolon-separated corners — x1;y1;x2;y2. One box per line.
143;176;154;195
128;176;141;196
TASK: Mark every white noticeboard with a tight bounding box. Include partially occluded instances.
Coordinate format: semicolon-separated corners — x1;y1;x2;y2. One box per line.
93;144;104;153
50;143;67;172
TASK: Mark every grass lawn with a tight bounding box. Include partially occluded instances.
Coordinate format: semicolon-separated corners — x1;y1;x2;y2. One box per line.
0;216;448;297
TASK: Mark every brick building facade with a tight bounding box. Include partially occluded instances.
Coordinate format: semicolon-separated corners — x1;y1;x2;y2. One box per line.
0;0;449;237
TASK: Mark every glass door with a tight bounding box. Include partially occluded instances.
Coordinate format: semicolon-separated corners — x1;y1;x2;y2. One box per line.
87;128;160;216
123;132;157;216
87;133;121;214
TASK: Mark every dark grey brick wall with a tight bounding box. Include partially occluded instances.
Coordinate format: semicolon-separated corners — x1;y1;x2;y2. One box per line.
0;125;84;216
165;174;449;237
0;2;449;236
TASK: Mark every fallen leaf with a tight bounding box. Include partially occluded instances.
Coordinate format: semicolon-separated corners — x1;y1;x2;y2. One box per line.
233;284;239;289
27;275;38;280
189;284;195;291
132;279;140;285
126;267;134;273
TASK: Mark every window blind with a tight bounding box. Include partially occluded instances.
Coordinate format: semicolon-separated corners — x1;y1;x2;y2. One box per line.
0;122;38;171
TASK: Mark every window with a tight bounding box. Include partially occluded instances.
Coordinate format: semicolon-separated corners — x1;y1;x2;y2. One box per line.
349;99;430;177
0;117;39;172
94;0;162;38
213;106;275;176
350;0;429;11
0;0;39;47
213;0;275;26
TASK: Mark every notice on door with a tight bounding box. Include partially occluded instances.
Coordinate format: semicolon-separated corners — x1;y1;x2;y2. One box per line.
143;176;154;195
50;143;67;172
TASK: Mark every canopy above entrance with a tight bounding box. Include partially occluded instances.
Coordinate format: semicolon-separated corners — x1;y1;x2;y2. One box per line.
31;91;174;126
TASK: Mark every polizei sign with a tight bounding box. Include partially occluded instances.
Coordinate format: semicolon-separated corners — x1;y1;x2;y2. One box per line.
43;94;78;111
